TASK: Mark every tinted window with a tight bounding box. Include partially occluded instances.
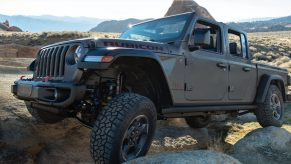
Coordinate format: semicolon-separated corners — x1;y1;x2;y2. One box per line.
119;15;190;42
228;30;248;59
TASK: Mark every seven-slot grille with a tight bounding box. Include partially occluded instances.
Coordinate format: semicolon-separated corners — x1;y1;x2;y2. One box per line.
37;45;70;79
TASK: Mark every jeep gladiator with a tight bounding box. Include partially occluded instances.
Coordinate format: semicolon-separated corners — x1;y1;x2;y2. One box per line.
11;12;291;163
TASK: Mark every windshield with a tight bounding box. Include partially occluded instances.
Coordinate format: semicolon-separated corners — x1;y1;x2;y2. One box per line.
119;14;190;42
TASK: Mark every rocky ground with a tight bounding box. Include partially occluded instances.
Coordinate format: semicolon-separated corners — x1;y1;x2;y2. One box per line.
1;70;291;164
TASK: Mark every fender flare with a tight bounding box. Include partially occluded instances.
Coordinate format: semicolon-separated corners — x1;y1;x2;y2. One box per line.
78;48;166;70
255;74;286;103
77;47;174;104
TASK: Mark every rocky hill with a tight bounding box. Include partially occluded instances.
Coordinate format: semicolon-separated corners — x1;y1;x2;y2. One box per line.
227;15;291;33
90;0;215;33
164;0;215;20
90;18;151;33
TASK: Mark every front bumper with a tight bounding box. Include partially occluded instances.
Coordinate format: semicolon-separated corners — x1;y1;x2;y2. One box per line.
11;80;86;108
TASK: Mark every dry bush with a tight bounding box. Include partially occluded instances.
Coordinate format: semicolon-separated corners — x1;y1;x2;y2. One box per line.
207;133;230;153
249;31;291;72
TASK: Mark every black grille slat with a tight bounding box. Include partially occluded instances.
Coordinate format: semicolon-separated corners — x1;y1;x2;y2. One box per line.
46;48;54;77
55;46;64;78
42;49;50;78
59;46;69;77
37;50;45;77
40;50;47;78
50;47;59;77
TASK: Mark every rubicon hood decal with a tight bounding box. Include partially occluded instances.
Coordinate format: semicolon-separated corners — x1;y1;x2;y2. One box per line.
95;38;168;53
103;41;164;51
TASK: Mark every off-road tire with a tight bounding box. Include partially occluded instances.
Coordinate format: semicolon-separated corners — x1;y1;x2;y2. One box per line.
26;105;65;124
90;93;157;164
255;85;285;127
185;116;211;128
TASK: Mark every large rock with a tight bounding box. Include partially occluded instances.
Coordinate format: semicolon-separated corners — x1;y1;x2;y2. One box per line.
227;127;291;164
7;26;22;32
125;150;241;164
165;0;215;20
0;44;39;58
0;22;9;31
3;20;9;27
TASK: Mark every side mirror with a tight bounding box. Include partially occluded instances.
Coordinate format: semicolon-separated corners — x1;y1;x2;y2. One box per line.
188;45;200;52
194;30;211;46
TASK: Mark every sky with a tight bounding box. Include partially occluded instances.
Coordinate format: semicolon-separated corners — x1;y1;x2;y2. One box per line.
1;0;291;22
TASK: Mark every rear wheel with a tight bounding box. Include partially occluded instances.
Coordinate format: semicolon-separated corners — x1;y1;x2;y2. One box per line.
185;116;211;128
255;85;285;127
90;93;157;164
26;105;65;124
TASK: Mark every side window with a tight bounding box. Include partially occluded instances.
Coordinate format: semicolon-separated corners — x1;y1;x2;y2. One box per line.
191;20;221;53
228;30;248;59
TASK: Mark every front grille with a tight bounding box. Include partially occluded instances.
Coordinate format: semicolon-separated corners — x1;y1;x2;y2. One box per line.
37;45;70;79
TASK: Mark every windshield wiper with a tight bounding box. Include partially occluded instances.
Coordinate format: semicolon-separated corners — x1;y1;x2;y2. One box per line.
143;40;155;42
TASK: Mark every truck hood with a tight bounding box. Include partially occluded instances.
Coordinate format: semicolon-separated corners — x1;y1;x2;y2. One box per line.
95;38;169;54
42;38;169;54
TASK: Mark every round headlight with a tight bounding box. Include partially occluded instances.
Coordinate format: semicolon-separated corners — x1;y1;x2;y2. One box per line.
74;46;82;62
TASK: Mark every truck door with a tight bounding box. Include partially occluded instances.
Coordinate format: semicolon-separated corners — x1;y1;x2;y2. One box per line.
227;30;254;100
185;20;228;101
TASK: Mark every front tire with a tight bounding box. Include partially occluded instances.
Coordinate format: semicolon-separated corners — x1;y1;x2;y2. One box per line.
255;85;285;127
90;93;157;164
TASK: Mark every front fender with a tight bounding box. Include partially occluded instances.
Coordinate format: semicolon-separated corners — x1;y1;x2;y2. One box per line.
77;48;166;70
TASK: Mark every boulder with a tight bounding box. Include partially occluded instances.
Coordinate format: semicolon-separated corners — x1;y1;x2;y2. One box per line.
125;150;241;164
0;22;8;31
3;20;9;27
227;126;291;164
165;0;215;20
7;26;23;32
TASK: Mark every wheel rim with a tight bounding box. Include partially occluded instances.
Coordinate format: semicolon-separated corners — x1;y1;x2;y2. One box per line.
270;93;281;120
121;115;149;161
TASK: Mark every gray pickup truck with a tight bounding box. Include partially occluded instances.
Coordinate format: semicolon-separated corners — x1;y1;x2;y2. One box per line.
11;12;291;163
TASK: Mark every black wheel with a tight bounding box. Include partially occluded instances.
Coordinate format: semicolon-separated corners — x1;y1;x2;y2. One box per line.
26;105;65;124
255;85;285;127
185;116;211;128
90;93;157;164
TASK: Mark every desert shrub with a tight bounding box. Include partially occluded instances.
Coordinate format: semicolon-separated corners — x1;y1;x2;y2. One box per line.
249;46;257;52
253;52;269;61
31;37;38;41
279;56;290;63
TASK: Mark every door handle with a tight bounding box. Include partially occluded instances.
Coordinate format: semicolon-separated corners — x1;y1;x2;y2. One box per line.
243;67;251;72
217;63;227;68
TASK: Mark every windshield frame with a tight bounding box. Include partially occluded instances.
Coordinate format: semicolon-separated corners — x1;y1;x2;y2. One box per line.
119;13;192;43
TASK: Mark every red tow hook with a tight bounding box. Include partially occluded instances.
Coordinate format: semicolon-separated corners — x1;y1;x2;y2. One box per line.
45;76;52;82
20;76;26;80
